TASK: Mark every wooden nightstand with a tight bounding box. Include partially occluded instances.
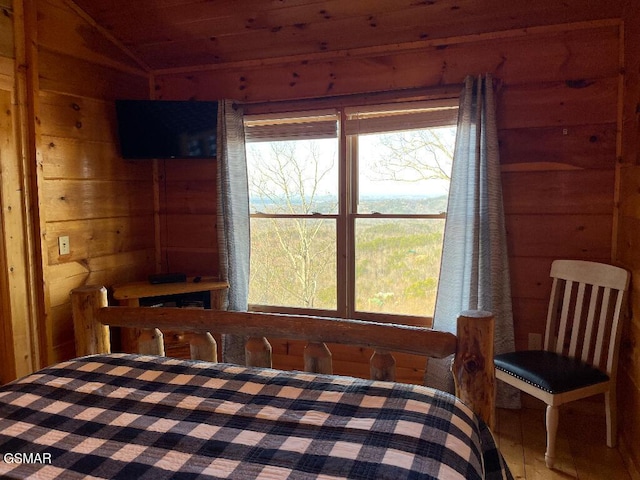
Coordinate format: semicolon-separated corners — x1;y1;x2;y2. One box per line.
112;277;228;358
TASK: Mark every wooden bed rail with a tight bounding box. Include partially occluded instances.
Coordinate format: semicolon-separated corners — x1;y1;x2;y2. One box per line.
71;285;495;427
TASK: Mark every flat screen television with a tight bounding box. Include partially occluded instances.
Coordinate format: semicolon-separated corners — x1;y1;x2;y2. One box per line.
115;100;218;159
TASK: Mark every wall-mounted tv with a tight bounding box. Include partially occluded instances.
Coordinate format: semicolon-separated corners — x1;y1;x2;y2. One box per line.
115;100;218;159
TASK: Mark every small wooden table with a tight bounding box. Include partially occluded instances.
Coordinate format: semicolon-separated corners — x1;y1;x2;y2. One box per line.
113;277;229;309
112;277;228;356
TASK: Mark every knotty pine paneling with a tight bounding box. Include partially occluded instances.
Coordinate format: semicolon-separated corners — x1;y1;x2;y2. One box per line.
0;77;40;381
621;305;640;389
47;250;154;310
41;135;152;180
499;124;617;170
502;170;615;215
37;0;143;72
162;215;217;250
508;257;557;301
74;0;622;71
621;9;640;169
35;0;149;99
159;159;219;276
618;380;640;479
161;181;217;214
613;2;640;475
511;297;550;345
0;2;13;60
39;88;156;362
498;78;618;130
617;166;640;479
155;24;620;102
49;303;72;346
0;57;13;91
39;90;121;142
505;214;612;259
38;48;148;100
42;179;154;221
0;76;19;383
46;216;155;266
618;164;640;220
46;247;155;362
161;250;219;277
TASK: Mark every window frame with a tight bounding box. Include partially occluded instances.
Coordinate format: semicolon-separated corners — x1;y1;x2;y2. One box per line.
244;99;457;327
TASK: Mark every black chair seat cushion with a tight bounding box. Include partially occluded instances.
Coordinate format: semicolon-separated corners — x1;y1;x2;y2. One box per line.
494;350;609;394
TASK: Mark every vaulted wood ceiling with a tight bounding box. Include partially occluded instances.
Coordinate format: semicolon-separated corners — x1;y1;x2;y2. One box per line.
70;0;623;72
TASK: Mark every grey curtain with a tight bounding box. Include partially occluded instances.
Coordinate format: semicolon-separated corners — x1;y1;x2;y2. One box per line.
216;99;250;365
425;74;520;409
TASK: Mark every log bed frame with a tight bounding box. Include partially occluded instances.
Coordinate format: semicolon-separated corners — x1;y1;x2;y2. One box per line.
71;285;496;428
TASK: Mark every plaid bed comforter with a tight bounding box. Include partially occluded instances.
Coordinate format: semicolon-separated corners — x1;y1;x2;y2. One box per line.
0;354;512;479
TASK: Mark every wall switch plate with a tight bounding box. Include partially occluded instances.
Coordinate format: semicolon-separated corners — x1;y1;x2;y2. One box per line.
58;236;70;255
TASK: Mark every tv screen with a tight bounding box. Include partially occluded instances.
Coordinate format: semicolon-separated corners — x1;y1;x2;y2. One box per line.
115;100;218;159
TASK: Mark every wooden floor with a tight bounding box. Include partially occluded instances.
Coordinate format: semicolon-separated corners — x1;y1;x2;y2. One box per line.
495;406;632;480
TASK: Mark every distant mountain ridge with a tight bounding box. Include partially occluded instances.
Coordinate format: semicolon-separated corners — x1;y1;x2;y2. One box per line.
250;194;448;215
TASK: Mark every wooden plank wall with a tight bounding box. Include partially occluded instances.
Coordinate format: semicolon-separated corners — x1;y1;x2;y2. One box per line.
0;0;19;383
154;21;621;379
0;0;46;383
615;2;640;478
34;0;155;363
159;159;219;276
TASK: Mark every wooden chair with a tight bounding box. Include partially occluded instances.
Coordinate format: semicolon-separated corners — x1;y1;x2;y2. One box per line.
494;260;630;468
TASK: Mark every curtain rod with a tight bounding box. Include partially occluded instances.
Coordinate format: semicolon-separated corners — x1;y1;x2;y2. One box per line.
239;84;463;116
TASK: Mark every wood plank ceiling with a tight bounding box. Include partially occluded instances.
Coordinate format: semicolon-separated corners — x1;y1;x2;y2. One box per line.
70;0;623;72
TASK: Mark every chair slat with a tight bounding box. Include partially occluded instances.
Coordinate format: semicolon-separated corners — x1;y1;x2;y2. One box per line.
544;277;562;350
581;285;600;363
593;287;612;370
555;280;574;353
568;282;586;357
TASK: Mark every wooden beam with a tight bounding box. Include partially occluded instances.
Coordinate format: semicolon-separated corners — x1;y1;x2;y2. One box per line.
10;0;46;373
96;307;458;358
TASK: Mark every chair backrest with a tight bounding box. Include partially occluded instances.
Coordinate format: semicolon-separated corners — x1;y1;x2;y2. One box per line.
544;260;630;377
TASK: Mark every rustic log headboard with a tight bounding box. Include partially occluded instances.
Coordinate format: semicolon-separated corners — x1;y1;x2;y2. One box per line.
71;285;496;428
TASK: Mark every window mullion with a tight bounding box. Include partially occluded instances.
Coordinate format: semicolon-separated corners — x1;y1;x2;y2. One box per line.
345;129;358;319
337;109;350;319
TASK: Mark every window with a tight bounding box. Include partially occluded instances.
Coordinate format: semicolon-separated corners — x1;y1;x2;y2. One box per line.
245;100;457;325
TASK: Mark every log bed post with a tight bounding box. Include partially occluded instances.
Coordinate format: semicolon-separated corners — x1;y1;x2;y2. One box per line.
71;285;110;356
125;328;165;356
370;349;396;381
304;342;333;374
188;333;218;362
452;310;496;429
245;337;273;368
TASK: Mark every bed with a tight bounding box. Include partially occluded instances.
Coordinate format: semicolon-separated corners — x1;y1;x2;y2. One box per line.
0;285;512;479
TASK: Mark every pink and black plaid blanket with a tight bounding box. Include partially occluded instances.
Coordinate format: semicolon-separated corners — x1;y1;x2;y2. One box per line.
0;354;512;479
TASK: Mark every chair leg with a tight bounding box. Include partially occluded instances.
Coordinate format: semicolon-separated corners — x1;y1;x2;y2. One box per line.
605;389;616;447
545;405;559;468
